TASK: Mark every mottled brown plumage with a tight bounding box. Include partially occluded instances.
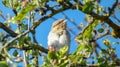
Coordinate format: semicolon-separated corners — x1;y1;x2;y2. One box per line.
48;19;70;53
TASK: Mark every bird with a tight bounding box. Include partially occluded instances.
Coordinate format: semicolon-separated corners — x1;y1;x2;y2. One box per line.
48;19;70;53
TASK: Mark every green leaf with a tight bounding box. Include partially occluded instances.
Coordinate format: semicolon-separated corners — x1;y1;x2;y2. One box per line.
25;36;31;42
98;28;104;33
42;55;53;67
12;2;36;22
82;20;100;40
76;0;80;10
27;64;33;67
59;59;68;67
48;51;57;60
27;50;33;55
58;46;68;56
76;4;79;10
2;0;21;10
2;0;10;8
82;2;94;14
76;44;85;55
0;61;8;67
13;50;18;57
18;37;25;46
20;24;28;31
83;0;94;3
8;41;17;50
103;39;110;47
69;54;78;64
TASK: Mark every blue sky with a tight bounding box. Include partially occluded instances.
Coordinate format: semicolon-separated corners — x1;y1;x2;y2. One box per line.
0;0;120;66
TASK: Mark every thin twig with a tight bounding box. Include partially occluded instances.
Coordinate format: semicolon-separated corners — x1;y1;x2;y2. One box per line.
2;30;30;48
0;14;6;21
31;12;38;44
28;12;31;31
95;30;110;40
32;3;73;29
112;14;120;22
109;0;118;16
32;32;38;44
23;50;28;67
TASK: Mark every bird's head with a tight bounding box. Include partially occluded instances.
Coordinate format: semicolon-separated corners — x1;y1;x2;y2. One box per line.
51;19;67;32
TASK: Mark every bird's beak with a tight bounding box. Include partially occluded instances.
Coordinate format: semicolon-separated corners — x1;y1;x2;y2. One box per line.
62;20;67;25
63;20;67;23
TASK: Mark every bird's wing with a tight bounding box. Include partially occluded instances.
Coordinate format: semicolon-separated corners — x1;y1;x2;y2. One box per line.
59;30;70;48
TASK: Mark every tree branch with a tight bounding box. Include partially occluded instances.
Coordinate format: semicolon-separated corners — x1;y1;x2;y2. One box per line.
8;43;48;53
0;22;18;37
33;0;119;38
2;30;30;48
0;22;48;53
23;50;28;67
32;2;73;29
109;0;118;16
